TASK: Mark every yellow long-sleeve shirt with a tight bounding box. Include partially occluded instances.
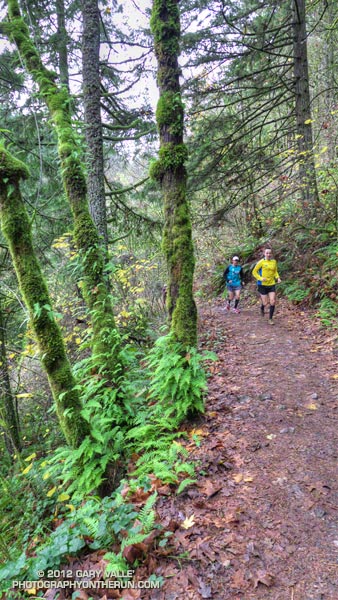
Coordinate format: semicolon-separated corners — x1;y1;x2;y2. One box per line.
252;259;280;286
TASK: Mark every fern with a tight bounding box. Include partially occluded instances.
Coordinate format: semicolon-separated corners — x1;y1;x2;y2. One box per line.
147;334;214;424
103;552;130;577
138;492;157;533
174;462;195;476
176;478;197;495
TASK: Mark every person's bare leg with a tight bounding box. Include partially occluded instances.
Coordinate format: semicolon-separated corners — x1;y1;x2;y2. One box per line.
233;289;241;312
226;290;234;310
260;293;268;316
268;291;276;322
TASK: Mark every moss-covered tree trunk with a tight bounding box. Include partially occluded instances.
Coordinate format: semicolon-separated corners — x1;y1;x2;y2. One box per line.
0;293;22;455
150;0;197;347
0;146;89;447
2;0;123;381
82;0;109;250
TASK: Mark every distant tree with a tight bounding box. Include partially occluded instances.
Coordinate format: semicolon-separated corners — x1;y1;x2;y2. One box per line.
56;0;70;89
292;0;320;213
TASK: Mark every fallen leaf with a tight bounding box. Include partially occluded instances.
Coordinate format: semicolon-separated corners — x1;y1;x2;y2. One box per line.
181;514;195;529
190;428;208;437
231;569;247;589
305;403;318;410
233;473;243;483
197;480;222;497
122;541;147;563
253;570;275;588
198;581;212;598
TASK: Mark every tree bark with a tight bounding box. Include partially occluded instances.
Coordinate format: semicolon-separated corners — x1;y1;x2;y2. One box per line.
150;0;197;347
0;146;90;447
3;0;123;382
0;293;22;455
55;0;70;89
82;0;109;249
292;0;320;213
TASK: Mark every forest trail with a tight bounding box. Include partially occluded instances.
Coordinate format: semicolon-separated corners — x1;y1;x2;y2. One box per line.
147;288;338;600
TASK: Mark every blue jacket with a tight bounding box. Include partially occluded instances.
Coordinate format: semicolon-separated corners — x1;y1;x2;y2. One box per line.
224;264;244;287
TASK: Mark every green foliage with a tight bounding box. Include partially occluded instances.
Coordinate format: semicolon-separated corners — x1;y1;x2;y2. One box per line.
0;489;148;590
147;334;216;423
280;280;310;303
126;431;192;485
103;492;158;576
44;349;132;496
316;298;338;327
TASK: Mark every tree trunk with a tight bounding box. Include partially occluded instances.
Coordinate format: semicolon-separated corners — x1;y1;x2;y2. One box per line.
150;0;197;347
292;0;320;214
0;146;90;447
4;0;123;382
0;293;22;455
82;0;109;250
55;0;70;89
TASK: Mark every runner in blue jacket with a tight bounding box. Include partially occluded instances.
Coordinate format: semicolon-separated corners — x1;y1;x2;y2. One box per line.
224;256;245;313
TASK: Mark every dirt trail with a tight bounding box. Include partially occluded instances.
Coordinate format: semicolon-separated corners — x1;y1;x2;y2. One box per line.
149;289;338;600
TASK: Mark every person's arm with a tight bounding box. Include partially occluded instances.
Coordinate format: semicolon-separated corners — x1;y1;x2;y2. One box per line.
239;266;245;284
224;266;230;281
275;262;281;283
252;260;263;281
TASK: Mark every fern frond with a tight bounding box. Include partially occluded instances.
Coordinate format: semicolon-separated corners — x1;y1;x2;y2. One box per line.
176;478;197;495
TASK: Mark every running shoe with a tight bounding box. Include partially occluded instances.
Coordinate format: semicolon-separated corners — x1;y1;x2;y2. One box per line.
225;304;231;311
233;308;240;314
268;318;274;325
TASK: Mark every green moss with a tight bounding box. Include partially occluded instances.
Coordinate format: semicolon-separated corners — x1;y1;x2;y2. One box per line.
0;145;30;181
156;91;184;134
150;0;180;57
150;143;188;182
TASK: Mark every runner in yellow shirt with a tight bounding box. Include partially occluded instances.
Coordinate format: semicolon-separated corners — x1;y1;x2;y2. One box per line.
252;248;281;325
